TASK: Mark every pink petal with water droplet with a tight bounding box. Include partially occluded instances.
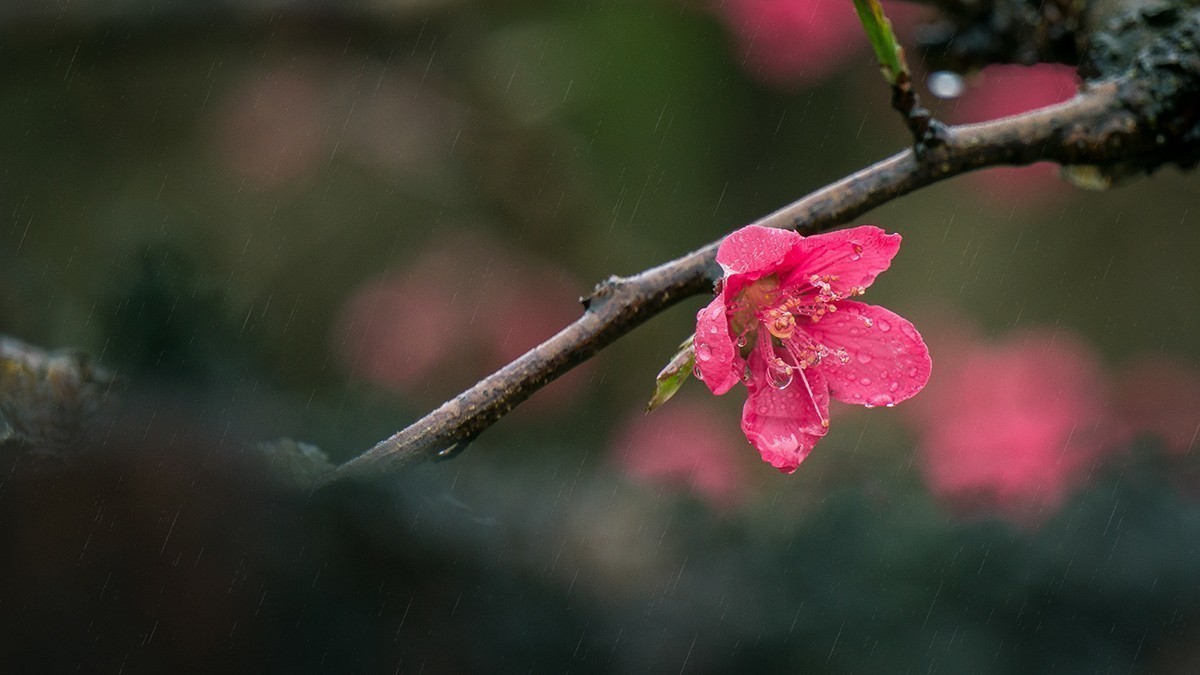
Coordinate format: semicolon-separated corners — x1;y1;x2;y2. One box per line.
716;224;803;277
807;300;930;407
694;296;741;395
786;226;901;297
740;348;830;473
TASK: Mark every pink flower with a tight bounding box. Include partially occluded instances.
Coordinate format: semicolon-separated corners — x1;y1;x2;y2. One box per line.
612;397;746;508
911;330;1121;524
694;224;931;473
1116;356;1200;455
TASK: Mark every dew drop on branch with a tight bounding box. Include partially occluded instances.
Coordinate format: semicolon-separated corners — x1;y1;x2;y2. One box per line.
928;71;965;99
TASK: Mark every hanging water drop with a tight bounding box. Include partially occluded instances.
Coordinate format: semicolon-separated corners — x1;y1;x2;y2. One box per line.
868;393;894;407
767;358;793;389
693;364;704;380
434;437;474;462
928;71;965;99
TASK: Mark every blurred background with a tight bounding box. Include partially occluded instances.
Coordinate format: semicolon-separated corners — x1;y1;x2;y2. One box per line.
3;0;1200;671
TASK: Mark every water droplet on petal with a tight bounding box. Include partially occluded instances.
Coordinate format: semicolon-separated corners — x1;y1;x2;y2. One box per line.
908;366;919;378
877;319;891;332
859;376;872;386
856;352;872;364
693;365;704;380
767;358;793;389
868;393;894;407
889;381;899;392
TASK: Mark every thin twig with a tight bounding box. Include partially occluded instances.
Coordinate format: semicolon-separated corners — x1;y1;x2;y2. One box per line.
891;71;947;153
323;79;1151;484
851;0;947;151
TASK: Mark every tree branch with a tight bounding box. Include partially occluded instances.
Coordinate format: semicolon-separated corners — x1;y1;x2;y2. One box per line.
326;3;1200;483
322;79;1124;483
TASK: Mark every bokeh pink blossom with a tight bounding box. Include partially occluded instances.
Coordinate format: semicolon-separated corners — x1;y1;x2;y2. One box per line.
908;327;1124;524
712;0;926;88
333;233;588;411
214;69;327;188
611;397;746;508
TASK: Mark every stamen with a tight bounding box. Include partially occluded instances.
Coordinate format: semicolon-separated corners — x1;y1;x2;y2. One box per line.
780;334;831;372
795;365;830;429
765;309;795;339
756;330;793;390
765;357;793;389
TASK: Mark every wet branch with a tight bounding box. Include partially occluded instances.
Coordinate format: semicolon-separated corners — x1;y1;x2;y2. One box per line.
326;77;1154;483
326;0;1200;483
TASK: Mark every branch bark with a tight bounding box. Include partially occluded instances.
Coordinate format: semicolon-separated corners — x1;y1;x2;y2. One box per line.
326;3;1200;483
324;79;1131;483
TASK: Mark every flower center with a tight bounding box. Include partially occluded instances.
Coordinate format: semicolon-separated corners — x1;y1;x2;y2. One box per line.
736;272;876;428
751;273;866;347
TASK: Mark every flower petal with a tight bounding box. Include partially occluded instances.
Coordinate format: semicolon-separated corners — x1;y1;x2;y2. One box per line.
787;226;901;296
694;297;741;395
741;350;830;473
806;300;931;407
716;224;802;277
